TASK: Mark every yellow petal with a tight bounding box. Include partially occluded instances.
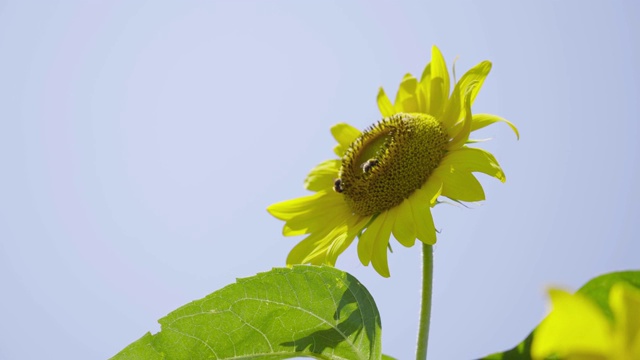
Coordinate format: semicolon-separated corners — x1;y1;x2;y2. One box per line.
421;176;444;206
303;225;348;265
282;199;347;236
326;215;370;266
304;159;341;191
331;123;362;156
357;213;385;266
440;60;492;130
394;73;419;113
286;212;369;267
419;61;432;83
392;200;417;247
464;61;491;105
609;283;640;357
377;87;396;117
447;84;474;150
433;165;485;202
429;45;450;118
532;289;613;360
268;191;348;236
418;63;432;114
416;87;428;114
370;212;394;278
286;220;340;265
440;147;505;183
409;188;437;245
267;191;328;220
471;113;519;140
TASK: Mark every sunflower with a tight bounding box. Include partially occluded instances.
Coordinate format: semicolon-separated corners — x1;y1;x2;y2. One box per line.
268;46;518;277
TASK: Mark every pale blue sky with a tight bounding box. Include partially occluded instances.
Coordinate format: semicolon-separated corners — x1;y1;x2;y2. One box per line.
1;1;639;359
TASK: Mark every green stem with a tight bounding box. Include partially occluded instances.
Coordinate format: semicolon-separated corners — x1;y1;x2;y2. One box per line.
416;243;433;360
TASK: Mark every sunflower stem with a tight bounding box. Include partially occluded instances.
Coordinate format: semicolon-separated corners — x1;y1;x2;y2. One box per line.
416;243;433;360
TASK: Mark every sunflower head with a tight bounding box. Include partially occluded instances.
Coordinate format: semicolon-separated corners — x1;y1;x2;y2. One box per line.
268;45;518;277
338;113;448;216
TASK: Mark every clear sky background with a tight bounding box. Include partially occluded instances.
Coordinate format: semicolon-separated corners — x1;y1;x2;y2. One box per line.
1;1;639;359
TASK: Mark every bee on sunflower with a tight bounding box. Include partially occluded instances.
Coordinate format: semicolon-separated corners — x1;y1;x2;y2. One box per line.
268;46;518;277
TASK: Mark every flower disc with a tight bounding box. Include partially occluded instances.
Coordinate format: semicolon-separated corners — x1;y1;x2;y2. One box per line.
338;113;449;216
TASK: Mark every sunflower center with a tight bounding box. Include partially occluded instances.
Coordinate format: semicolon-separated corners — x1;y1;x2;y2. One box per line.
336;113;449;216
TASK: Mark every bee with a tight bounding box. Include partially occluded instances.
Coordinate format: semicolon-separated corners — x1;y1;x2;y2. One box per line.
362;158;379;173
333;178;344;193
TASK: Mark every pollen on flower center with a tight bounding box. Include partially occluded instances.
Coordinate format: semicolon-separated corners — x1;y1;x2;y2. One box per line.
337;113;449;216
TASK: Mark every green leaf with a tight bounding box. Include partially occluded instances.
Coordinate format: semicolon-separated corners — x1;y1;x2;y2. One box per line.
480;270;640;360
114;333;164;360
111;265;382;360
481;333;535;360
575;270;640;322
